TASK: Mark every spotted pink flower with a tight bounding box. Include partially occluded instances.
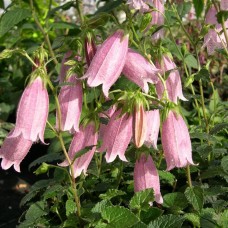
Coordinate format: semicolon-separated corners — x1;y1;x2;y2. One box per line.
9;77;49;143
122;49;159;93
0;129;33;172
56;75;82;133
156;55;187;103
134;154;163;204
82;30;129;97
59;123;98;178
161;111;194;170
98;109;133;163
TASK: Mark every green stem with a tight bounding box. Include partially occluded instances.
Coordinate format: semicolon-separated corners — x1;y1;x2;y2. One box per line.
76;0;85;25
186;165;192;187
24;53;38;67
199;79;209;134
29;0;58;65
46;74;81;217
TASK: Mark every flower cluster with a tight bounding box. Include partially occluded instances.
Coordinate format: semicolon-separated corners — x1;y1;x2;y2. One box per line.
0;26;194;203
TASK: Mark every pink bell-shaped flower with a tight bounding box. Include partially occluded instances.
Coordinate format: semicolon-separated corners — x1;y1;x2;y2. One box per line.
156;55;187;104
59;122;98;178
151;0;164;40
0;129;33;172
98;109;133;163
127;0;151;12
56;75;83;133
122;49;159;93
161;110;194;170
134;154;163;204
9;76;49;143
221;0;228;10
144;110;160;149
82;30;129;97
203;6;228;55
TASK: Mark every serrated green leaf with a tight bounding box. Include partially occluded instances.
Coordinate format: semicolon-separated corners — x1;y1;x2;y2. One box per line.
221;156;228;173
184;54;198;69
140;13;152;32
66;199;76;216
25;201;47;222
193;0;204;18
185;186;204;212
99;189;126;200
194;68;210;82
210;123;228;135
209;89;221;112
20;190;39;207
91;200;113;214
129;189;154;211
132;221;147;228
184;213;200;228
218;209;228;227
216;11;228;24
101;206;139;228
63;214;80;227
50;22;77;30
148;214;184;228
140;207;164;224
96;0;123;14
190;132;216;142
29;152;64;169
158;170;176;186
177;2;192;18
43;184;65;199
0;9;31;36
163;192;188;211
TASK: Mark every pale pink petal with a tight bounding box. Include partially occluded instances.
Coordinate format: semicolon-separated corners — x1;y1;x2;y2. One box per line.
161;111;194;170
99;109;133;163
9;77;49;143
83;30;129;97
127;0;150;12
122;49;159;93
56;75;82;133
221;0;228;10
144;110;160;149
156;56;187;103
0;129;33;172
59;123;98;178
134;154;163;204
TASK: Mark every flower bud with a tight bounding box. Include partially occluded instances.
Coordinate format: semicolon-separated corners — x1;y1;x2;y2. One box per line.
85;36;97;66
133;103;147;148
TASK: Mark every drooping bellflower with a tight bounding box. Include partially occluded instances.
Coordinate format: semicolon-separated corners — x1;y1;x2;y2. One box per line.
56;75;83;133
82;30;129;97
98;109;133;163
0;129;33;172
59;123;98;178
161;111;194;170
122;48;159;93
9;76;49;143
134;154;163;204
156;55;187;104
